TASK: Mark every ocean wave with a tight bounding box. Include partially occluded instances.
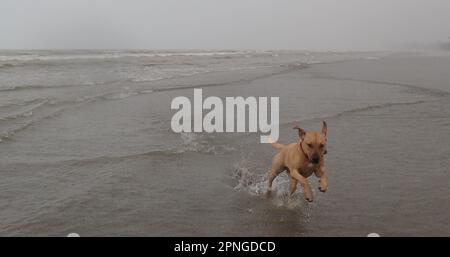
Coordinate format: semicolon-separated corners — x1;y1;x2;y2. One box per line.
0;87;153;140
150;64;307;93
5;134;237;164
0;98;46;109
70;87;154;103
0;79;120;93
126;70;207;83
278;99;432;128
0;64;279;93
323;100;430;120
313;75;450;97
0;63;16;69
0;101;48;122
101;88;140;100
125;64;280;83
0;107;66;142
0;62;308;142
0;50;251;62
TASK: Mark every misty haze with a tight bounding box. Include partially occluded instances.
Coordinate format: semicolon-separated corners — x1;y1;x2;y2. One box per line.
2;0;450;50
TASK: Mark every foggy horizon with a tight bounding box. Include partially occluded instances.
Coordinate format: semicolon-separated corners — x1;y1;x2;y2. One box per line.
1;0;450;51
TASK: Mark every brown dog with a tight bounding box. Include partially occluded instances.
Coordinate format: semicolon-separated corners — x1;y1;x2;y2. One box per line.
267;121;328;202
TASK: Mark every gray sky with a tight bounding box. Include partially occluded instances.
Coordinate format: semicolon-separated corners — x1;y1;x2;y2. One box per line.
1;0;450;50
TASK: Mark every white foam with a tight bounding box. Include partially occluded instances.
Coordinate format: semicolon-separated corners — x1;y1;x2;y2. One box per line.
0;50;250;62
105;91;139;100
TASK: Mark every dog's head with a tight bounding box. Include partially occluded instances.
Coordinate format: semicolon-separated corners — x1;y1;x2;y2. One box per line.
293;121;328;164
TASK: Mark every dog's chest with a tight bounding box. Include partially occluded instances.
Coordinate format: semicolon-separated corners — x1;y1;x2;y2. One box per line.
300;163;317;178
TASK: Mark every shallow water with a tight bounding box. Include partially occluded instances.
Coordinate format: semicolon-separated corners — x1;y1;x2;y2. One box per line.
0;50;449;236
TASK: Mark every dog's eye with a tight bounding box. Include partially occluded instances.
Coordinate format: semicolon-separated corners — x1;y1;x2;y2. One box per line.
307;143;313;148
319;144;325;148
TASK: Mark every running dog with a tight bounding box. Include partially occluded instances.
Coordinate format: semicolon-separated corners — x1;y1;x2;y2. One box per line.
267;121;328;202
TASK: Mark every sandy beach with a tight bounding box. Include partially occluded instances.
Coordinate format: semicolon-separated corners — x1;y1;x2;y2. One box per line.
0;50;449;236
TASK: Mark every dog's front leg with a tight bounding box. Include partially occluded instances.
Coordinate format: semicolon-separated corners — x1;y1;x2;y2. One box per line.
290;169;313;202
289;177;298;196
315;166;328;193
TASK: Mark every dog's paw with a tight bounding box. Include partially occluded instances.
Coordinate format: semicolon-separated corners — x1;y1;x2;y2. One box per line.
266;189;273;198
318;186;327;193
305;196;313;202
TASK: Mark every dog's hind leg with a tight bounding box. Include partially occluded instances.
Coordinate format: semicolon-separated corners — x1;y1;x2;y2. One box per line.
268;153;286;193
267;168;283;191
267;162;285;192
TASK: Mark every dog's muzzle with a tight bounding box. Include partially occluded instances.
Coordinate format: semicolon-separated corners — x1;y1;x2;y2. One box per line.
312;154;320;164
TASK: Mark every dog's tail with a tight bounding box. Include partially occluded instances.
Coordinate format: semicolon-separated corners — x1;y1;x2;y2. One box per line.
267;136;285;151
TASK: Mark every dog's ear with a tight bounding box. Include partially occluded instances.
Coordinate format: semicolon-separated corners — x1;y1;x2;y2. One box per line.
322;121;327;137
293;125;306;140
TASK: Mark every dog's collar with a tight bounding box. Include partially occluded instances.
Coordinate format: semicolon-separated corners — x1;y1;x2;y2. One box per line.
297;139;308;160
